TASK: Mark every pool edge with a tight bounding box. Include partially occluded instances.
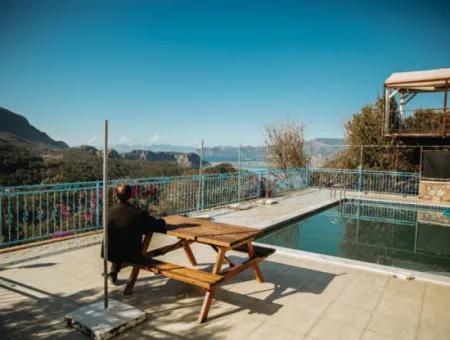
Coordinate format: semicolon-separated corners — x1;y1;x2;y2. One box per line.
254;241;450;287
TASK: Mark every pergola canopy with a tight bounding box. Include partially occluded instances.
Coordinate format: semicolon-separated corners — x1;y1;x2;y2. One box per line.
385;68;450;92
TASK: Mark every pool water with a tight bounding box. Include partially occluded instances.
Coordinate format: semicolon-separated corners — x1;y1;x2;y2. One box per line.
258;199;450;274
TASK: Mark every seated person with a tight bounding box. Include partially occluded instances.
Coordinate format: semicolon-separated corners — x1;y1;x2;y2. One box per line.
102;183;167;284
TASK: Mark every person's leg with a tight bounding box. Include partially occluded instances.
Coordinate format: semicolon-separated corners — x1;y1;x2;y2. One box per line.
111;262;122;274
109;262;122;284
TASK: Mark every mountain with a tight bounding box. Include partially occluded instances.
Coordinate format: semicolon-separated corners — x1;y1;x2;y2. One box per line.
123;150;204;167
305;138;346;167
112;143;196;154
0;107;68;149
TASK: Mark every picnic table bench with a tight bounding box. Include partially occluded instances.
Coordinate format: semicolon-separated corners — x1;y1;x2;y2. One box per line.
123;215;275;323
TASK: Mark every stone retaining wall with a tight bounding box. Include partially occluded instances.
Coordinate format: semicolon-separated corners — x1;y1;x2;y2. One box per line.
419;180;450;202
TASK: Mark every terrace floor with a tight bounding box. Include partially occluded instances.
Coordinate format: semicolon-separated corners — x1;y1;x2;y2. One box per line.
1;189;450;340
1;232;450;340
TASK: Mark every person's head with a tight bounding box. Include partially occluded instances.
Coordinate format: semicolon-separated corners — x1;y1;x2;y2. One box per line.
116;183;132;203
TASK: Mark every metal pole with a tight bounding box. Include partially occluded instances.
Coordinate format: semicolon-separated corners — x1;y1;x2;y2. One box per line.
266;144;270;199
197;140;204;212
358;146;363;193
237;143;241;206
359;145;363;169
103;120;109;310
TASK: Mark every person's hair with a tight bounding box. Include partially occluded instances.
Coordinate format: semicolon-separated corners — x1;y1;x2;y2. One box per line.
116;183;132;202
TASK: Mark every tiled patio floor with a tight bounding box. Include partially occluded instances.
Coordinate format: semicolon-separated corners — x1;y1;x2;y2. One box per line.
1;233;450;340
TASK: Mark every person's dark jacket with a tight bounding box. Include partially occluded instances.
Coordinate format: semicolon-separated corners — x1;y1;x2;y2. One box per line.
101;202;166;263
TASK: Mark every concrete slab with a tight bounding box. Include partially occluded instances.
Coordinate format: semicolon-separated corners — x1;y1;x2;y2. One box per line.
65;299;146;340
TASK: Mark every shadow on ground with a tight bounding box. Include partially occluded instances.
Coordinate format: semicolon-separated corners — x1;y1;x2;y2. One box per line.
0;254;342;339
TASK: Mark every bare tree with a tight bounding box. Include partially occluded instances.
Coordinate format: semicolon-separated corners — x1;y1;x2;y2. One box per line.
265;120;308;169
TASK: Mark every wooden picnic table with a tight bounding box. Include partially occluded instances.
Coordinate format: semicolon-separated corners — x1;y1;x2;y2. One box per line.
123;215;275;323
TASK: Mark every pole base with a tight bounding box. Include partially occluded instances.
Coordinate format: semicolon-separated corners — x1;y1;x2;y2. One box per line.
65;299;145;340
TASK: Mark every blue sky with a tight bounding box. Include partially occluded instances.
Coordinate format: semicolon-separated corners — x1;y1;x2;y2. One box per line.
1;0;449;147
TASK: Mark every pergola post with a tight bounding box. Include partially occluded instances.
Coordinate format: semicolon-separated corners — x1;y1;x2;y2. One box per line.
384;87;390;135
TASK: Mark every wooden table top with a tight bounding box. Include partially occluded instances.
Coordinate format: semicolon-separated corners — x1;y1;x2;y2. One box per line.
163;215;260;248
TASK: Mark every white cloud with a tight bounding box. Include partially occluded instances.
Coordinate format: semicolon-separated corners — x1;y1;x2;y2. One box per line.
86;136;97;145
149;134;163;144
118;136;131;145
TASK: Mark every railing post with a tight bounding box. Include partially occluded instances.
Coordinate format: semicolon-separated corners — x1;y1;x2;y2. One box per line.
197;140;204;212
258;172;262;197
95;181;100;228
237;143;241;204
306;166;310;188
358;167;363;192
358;145;364;192
201;175;205;210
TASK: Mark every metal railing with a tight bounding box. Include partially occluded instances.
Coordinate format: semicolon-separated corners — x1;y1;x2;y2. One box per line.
0;168;420;247
309;168;419;196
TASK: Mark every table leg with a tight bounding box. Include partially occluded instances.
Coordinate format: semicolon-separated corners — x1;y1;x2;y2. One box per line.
124;232;153;295
247;242;264;283
212;247;226;274
182;240;198;266
198;290;214;323
198;246;226;323
210;245;235;267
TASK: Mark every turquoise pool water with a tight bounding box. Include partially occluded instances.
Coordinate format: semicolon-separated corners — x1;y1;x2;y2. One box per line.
258;199;450;274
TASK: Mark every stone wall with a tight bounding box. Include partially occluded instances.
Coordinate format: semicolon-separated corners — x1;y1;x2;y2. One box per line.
419;180;450;202
417;210;450;226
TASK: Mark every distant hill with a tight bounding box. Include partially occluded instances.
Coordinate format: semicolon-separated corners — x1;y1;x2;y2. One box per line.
112;143;197;154
0;107;68;149
305;138;346;167
200;138;346;162
123;150;204;167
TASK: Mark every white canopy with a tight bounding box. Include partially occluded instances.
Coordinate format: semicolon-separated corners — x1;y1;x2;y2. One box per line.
385;68;450;91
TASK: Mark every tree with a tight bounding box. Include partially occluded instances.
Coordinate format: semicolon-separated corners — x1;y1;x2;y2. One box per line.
403;109;444;132
327;97;418;171
265;120;308;169
203;163;236;174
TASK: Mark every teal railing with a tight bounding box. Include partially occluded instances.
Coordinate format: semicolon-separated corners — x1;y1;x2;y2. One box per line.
0;168;419;247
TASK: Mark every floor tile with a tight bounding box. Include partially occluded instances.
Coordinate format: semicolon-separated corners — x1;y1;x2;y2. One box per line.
307;316;364;340
367;313;418;340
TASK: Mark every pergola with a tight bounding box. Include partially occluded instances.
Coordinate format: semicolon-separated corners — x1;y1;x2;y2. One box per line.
384;68;450;138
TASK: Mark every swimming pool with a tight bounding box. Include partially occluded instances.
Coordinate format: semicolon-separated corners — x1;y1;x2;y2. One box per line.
258;199;450;275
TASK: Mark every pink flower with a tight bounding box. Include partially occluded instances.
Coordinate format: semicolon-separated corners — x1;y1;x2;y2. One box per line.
59;203;69;220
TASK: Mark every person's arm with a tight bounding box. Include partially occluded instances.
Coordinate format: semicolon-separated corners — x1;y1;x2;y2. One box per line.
135;210;167;234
